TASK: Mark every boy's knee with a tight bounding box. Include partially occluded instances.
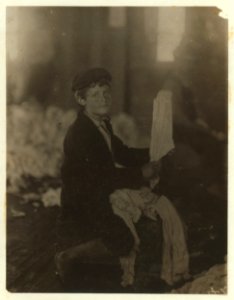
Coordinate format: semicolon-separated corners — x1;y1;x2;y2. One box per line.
102;216;134;257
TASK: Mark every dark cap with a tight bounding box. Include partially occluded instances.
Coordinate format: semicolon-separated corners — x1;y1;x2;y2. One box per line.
72;68;112;93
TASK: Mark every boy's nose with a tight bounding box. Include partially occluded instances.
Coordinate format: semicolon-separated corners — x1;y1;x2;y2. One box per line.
100;94;108;103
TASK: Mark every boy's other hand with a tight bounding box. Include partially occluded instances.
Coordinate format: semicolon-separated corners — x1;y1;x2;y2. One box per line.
141;161;161;180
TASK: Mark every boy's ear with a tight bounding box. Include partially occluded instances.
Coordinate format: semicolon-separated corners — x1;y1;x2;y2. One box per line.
74;91;86;106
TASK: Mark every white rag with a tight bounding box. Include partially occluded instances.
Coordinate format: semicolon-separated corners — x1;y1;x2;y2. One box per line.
110;189;190;286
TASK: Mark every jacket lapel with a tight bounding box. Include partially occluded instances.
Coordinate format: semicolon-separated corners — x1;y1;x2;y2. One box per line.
78;112;113;158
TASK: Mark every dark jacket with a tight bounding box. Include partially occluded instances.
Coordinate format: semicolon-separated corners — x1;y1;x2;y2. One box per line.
60;111;149;222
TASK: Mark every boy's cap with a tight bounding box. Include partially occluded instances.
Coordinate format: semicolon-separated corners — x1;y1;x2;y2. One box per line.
72;68;112;92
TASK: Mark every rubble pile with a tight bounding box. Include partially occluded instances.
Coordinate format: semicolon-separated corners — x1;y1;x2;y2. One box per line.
172;260;227;294
7;101;77;193
7;101;139;207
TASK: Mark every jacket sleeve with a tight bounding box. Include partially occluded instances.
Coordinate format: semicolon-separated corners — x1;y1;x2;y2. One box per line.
112;134;150;167
61;129;146;194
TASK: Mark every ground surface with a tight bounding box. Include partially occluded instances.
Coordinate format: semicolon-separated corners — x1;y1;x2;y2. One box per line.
7;176;227;293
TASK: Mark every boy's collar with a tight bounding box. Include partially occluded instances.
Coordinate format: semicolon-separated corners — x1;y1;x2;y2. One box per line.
83;111;110;128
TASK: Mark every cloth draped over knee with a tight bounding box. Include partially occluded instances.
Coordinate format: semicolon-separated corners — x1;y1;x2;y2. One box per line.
154;195;190;285
110;189;190;285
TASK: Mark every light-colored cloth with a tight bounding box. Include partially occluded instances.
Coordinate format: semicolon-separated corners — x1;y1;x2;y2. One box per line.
149;90;175;190
151;195;190;285
150;90;175;162
110;189;190;286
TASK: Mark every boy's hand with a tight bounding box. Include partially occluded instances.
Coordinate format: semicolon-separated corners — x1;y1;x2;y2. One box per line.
139;187;155;203
141;161;161;180
143;201;158;221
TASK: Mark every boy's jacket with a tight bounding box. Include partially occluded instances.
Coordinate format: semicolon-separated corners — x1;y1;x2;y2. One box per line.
60;111;149;220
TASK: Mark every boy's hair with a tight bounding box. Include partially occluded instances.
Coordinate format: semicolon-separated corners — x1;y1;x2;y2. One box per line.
72;68;112;100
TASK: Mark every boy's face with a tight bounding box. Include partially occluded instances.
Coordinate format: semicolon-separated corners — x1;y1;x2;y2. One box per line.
81;84;112;118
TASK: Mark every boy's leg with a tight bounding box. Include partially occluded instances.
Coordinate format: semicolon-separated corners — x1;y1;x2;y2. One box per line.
55;238;115;280
55;209;134;277
99;212;135;257
99;213;137;287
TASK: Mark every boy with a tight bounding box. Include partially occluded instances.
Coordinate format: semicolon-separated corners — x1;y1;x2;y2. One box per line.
55;68;160;282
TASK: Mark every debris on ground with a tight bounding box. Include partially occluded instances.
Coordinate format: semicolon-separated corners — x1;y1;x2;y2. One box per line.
41;188;61;207
10;208;26;218
171;259;227;294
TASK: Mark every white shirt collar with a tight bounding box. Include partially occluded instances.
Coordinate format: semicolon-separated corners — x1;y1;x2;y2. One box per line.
84;111;109;128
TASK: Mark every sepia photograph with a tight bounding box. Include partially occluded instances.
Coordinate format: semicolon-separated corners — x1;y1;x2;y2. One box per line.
4;4;228;294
